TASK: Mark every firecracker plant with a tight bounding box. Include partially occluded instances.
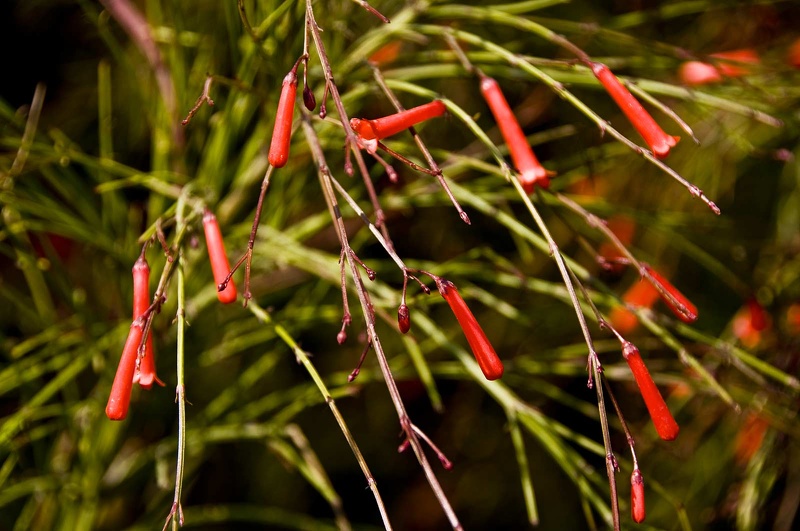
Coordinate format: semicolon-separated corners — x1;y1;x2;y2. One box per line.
2;1;800;530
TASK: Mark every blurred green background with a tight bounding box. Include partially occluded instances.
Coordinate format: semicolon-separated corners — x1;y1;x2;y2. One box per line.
1;1;799;530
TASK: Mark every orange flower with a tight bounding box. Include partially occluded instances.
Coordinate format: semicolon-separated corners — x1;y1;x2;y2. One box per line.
789;38;800;69
679;49;760;85
734;413;769;465
368;41;402;66
609;277;660;334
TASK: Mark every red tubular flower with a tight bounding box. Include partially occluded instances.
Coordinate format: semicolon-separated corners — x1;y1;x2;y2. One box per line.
631;467;646;523
268;66;299;168
438;279;504;380
131;256;164;388
609;277;661;334
643;264;698;323
202;210;238;304
622;342;679;441
479;76;552;192
350;100;446;141
591;62;680;159
106;321;144;421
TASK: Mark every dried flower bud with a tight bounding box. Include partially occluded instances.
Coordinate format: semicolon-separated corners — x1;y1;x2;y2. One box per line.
398;304;411;334
303;85;316;111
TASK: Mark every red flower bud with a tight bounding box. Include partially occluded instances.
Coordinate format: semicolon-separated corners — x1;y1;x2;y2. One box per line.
438;279;504;380
131;256;163;388
268;67;299;168
631;467;646;523
302;85;316;112
591;62;679;159
202;210;238;304
622;342;679;441
479;76;552;192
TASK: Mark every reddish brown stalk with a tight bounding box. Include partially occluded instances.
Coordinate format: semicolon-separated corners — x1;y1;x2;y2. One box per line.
642;264;698;323
182;75;215;125
202;210;238;304
591;62;679;159
631;467;646;523
106;320;144;420
479;75;553;192
437;279;504;381
268;61;301;168
132;254;163;388
622;342;679;441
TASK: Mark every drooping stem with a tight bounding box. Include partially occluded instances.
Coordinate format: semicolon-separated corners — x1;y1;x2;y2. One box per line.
515;183;620;530
301;110;462;530
246;301;392;530
163;254;186;531
305;0;394;241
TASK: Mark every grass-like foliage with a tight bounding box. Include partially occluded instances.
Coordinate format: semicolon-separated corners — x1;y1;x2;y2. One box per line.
2;1;800;530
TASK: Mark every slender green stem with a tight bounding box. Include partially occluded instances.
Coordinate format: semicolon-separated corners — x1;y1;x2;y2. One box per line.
246;300;392;530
